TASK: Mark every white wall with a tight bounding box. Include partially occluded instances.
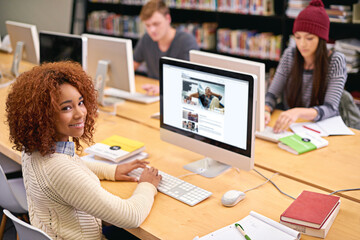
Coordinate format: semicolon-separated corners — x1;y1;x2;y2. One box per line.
0;0;73;37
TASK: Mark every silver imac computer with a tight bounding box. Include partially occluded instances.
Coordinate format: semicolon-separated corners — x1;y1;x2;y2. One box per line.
5;21;40;77
160;57;257;178
189;50;265;132
82;34;159;104
39;31;87;70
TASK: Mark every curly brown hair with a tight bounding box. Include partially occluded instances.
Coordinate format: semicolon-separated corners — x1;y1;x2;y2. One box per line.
6;61;98;156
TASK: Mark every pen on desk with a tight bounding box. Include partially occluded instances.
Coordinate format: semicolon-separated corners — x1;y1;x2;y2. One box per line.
303;125;321;134
235;223;251;240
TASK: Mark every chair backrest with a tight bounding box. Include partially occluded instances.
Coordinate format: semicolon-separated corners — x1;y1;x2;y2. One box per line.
3;209;52;240
0;153;22;174
0;165;27;213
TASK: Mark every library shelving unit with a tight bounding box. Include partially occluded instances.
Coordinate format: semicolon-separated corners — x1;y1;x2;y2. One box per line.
83;0;360;91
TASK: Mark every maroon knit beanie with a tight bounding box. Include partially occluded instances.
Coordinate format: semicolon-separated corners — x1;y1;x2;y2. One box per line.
293;0;330;41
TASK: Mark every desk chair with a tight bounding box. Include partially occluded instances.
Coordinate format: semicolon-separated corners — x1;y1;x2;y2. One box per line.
0;153;21;174
3;210;52;240
0;165;28;239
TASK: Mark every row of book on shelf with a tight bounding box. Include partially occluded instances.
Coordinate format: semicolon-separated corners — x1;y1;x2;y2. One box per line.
89;0;276;16
87;10;283;60
217;28;282;61
87;11;145;38
286;0;360;23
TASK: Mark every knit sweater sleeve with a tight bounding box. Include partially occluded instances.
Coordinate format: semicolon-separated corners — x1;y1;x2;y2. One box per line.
265;47;294;111
47;155;158;228
313;52;347;121
83;160;117;181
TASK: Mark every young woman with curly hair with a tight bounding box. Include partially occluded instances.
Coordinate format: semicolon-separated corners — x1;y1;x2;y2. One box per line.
265;0;347;133
6;61;162;239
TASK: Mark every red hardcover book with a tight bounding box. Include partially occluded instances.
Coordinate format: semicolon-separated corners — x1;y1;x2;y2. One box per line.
280;191;340;229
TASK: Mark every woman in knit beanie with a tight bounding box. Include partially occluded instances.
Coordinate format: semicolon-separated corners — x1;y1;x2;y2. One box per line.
265;0;347;133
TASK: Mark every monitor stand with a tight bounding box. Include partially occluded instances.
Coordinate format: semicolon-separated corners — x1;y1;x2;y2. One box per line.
11;41;24;78
184;157;231;178
94;60;124;115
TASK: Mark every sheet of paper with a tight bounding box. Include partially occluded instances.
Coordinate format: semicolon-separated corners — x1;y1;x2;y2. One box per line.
196;211;300;240
317;116;354;135
290;122;328;137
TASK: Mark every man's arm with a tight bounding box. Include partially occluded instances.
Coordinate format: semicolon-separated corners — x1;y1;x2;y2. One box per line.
187;92;199;100
134;61;140;71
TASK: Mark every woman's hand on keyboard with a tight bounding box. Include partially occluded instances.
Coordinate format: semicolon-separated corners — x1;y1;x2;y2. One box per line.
139;167;162;188
115;160;149;182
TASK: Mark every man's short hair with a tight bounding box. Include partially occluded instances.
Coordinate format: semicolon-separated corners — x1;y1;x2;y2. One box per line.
140;0;170;21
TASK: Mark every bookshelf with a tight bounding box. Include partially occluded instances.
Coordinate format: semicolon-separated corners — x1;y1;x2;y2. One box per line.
83;0;360;91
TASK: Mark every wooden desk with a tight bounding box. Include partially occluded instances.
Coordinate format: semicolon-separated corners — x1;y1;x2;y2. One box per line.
109;75;160;130
1;52;359;239
94;115;360;240
255;110;360;203
1;93;359;239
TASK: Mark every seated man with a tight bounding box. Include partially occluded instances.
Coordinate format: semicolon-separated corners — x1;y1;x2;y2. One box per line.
187;87;223;110
134;0;199;94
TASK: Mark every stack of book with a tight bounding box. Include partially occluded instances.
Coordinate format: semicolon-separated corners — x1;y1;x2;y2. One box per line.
217;28;282;60
173;22;218;50
335;38;360;74
85;135;146;163
326;5;353;23
87;11;145;38
286;0;310;18
280;190;341;238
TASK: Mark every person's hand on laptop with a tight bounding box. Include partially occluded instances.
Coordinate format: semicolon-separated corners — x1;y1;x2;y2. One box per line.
142;84;159;95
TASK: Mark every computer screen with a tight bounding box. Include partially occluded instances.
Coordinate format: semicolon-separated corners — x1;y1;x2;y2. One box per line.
82;33;159;104
82;33;135;93
190;50;265;132
160;57;256;178
39;31;87;69
5;21;39;77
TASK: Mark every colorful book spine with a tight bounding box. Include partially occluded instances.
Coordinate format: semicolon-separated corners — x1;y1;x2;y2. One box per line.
173;22;218;50
87;11;144;38
217;28;282;60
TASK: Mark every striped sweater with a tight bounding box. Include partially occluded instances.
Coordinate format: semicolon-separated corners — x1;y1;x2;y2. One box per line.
22;142;157;240
265;47;347;121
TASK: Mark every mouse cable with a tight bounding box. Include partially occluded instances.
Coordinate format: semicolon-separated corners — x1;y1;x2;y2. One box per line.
329;188;360;195
253;168;296;200
243;171;279;193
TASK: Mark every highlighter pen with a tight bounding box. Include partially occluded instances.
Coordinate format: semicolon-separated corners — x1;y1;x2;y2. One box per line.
235;223;251;240
303;125;321;134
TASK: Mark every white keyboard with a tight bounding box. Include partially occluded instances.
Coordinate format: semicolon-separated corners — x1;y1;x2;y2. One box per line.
128;168;212;206
255;126;293;143
104;88;159;104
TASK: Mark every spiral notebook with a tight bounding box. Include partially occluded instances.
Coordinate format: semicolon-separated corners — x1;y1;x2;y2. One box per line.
194;211;300;240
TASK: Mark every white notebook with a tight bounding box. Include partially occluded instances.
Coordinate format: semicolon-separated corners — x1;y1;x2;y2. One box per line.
195;211;300;240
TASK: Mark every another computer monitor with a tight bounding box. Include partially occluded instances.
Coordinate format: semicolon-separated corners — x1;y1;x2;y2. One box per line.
39;31;87;70
5;21;40;77
83;33;159;104
160;57;257;178
190;50;265;132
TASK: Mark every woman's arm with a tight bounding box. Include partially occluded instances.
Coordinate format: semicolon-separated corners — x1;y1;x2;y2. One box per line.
265;47;294;111
312;52;347;121
272;107;318;133
50;157;159;228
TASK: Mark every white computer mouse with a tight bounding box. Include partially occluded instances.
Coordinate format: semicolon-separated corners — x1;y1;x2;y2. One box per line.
221;190;246;207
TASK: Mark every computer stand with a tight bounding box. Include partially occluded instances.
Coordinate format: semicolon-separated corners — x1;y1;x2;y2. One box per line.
11;41;24;78
183;157;231;178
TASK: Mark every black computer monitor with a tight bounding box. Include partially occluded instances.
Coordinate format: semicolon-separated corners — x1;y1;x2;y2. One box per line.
39;31;87;69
